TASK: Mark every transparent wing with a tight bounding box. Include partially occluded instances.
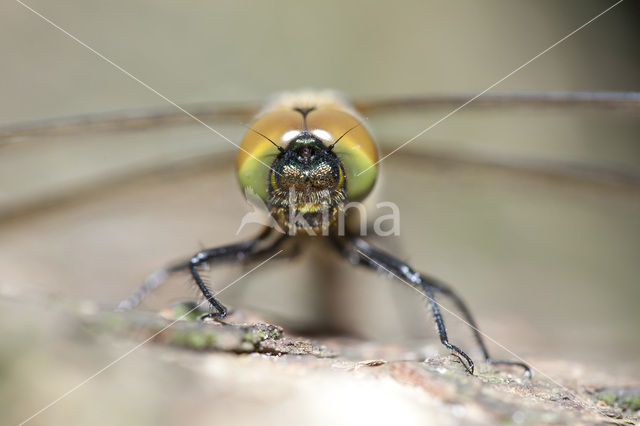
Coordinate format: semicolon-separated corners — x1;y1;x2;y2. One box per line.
1;91;638;220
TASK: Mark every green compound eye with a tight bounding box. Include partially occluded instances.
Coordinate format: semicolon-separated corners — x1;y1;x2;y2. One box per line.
306;108;378;202
236;109;299;201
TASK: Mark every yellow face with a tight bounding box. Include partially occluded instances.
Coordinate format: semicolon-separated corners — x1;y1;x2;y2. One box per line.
236;92;379;210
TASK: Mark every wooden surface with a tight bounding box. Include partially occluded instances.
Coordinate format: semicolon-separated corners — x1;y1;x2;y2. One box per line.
2;294;638;426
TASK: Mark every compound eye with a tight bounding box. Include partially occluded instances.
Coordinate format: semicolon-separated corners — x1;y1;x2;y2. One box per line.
237;109;301;201
306;109;378;201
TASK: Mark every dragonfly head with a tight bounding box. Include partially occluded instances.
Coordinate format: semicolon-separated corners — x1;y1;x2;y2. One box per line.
236;91;379;235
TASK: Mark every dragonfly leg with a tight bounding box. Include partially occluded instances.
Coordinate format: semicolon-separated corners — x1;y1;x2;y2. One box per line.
118;227;286;317
188;227;288;319
427;279;531;376
331;235;529;376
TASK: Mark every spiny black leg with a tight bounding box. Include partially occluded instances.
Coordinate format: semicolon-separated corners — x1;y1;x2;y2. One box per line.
427;279;531;376
331;236;475;374
332;236;529;376
118;227;285;314
189;257;228;320
420;275;475;374
188;228;287;319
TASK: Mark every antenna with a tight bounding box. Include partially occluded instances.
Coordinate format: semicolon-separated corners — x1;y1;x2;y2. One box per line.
245;126;284;153
327;123;361;151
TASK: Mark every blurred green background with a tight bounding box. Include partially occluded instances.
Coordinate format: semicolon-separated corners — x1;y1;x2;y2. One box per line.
0;1;639;424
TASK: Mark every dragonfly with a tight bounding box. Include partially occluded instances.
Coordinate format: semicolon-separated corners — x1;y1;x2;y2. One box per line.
1;90;638;373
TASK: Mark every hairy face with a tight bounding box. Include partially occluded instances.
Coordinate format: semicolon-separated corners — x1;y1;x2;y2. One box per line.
268;134;346;233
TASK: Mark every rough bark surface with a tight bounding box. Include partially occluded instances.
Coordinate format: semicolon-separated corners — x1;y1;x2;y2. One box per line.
2;296;638;426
